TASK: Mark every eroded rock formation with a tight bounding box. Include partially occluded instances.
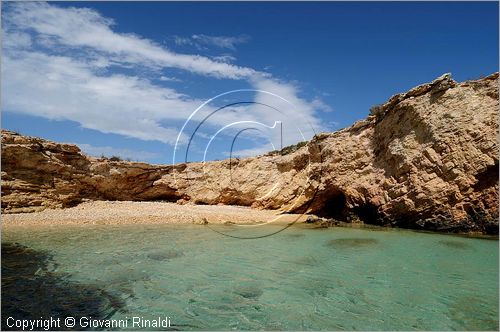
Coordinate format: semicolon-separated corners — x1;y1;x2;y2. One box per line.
2;73;498;234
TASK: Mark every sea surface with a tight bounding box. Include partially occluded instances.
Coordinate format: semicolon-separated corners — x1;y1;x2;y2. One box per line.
2;224;498;330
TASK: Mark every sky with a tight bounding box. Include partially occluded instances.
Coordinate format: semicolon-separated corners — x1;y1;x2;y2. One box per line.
1;1;498;164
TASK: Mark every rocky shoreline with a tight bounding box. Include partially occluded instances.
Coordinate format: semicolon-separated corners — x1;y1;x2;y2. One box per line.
1;73;498;234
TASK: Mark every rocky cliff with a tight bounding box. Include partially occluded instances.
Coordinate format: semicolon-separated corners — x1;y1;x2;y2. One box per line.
2;73;498;234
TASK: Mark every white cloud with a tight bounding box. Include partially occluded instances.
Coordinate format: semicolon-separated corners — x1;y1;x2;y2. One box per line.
159;75;181;82
311;97;333;113
173;34;249;51
212;54;237;63
191;34;250;50
249;77;326;146
173;36;192;46
2;31;32;49
2;51;194;144
5;2;258;79
1;2;331;154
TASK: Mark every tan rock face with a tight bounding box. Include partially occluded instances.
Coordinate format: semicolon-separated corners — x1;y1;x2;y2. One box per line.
1;73;498;234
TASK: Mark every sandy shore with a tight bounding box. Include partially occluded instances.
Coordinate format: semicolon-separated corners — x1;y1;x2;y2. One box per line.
1;201;308;229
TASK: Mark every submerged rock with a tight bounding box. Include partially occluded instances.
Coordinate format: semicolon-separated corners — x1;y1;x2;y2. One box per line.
292;255;321;267
327;238;379;249
438;240;471;250
146;250;184;261
233;284;264;299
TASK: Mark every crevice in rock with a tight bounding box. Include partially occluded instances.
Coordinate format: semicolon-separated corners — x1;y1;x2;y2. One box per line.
473;161;499;191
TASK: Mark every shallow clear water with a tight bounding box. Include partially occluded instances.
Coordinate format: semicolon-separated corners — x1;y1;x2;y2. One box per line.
2;224;498;330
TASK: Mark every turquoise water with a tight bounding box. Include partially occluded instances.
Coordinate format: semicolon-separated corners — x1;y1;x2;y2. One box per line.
2;224;498;330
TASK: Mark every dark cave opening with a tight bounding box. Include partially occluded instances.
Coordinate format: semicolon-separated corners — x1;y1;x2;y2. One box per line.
317;190;348;220
316;190;383;225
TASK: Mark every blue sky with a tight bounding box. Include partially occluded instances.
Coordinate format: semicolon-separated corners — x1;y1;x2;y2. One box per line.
2;1;498;164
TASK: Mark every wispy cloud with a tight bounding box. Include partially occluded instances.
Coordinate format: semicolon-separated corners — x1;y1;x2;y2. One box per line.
192;34;250;50
2;2;330;153
212;54;237;63
174;34;249;51
173;36;192;47
159;75;181;82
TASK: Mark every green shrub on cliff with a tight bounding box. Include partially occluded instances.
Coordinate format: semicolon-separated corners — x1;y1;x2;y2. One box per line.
267;141;307;156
